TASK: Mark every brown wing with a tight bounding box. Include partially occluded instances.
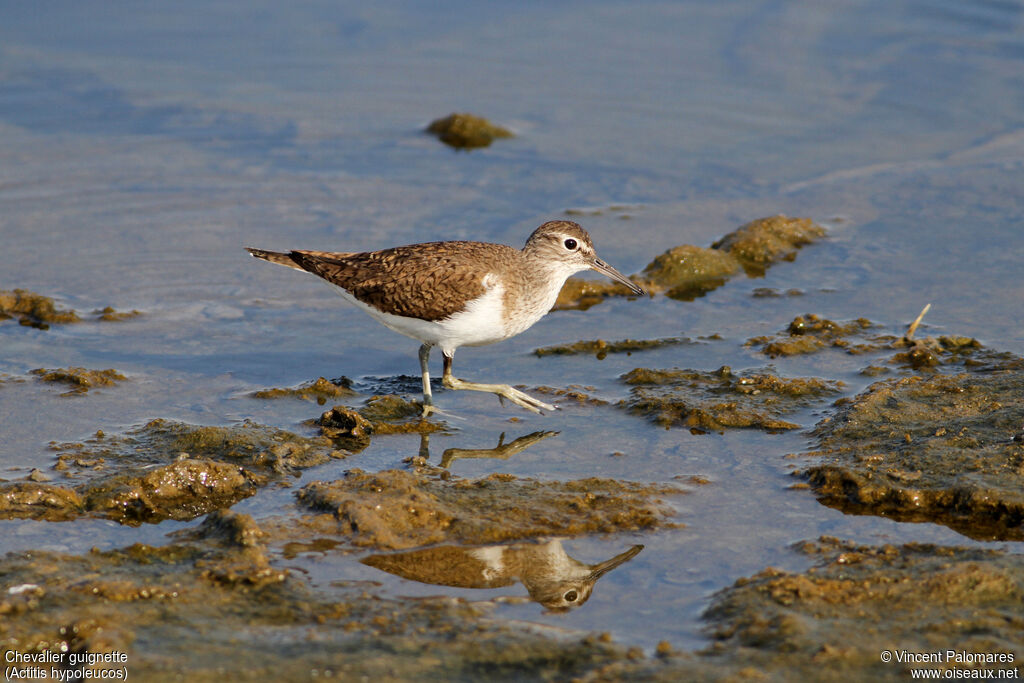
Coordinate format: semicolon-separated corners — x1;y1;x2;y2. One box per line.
288;241;517;321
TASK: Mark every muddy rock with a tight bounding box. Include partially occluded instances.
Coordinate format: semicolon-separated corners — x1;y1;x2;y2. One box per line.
799;357;1024;540
426;112;513;149
620;366;844;433
30;367;127;395
295;468;681;549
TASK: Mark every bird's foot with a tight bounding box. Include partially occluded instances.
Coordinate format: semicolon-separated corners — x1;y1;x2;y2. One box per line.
443;376;557;414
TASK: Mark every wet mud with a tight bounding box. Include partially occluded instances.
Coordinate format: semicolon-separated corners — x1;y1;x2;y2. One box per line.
293;468;682;550
690;537;1024;681
555;215;825;310
0;509;669;681
5;528;1014;681
425;112;514;149
620;365;843;433
799;354;1024;540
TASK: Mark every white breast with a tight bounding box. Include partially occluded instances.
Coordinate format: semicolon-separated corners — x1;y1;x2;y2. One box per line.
326;272;511;355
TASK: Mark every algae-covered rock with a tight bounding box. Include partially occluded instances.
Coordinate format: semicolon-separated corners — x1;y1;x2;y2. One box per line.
93;305;143;321
535;337;696;359
0;419;349;525
710;215;826;275
296;468;681;549
800;356;1024;540
426;112;513;149
30;367;127;395
640;245;741;301
749;314;875;357
83;458;259;525
0;482;84;521
251;376;357;404
620;366;843;433
0;288;80;328
554;215;825;310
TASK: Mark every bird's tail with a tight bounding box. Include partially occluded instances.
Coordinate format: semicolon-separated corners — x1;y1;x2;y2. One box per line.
245;247;307;271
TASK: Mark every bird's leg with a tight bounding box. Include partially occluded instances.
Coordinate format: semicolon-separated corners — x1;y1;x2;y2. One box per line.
441;352;556;414
419;343;435;417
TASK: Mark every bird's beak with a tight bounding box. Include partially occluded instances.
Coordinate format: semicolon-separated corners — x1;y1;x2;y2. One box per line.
587;544;645;581
590;257;646;296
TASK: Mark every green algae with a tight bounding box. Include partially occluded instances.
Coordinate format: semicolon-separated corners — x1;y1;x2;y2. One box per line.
425;112;513;149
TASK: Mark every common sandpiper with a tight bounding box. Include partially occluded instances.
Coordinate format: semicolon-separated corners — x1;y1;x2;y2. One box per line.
246;220;645;415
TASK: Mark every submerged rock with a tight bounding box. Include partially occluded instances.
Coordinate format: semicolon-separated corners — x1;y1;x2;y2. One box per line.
295;468;681;549
799;356;1024;540
620;366;843;433
426;112;513;149
554;215;825;310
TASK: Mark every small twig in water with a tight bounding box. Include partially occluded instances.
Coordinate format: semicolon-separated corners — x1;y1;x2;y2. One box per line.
905;303;931;341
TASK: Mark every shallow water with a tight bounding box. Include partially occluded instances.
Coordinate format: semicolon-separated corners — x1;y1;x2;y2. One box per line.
2;0;1023;660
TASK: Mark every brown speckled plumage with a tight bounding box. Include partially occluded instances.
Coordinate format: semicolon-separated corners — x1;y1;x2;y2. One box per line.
245;220;644;414
247;220;607;324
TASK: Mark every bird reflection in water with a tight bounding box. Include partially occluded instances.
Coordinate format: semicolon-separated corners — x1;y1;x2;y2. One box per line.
362;539;643;612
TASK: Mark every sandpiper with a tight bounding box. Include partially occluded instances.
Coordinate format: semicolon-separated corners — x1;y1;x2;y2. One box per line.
246;220;644;414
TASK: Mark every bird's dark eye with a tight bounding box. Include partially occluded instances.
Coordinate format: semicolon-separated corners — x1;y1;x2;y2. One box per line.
564;590;578;602
563;238;578;250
